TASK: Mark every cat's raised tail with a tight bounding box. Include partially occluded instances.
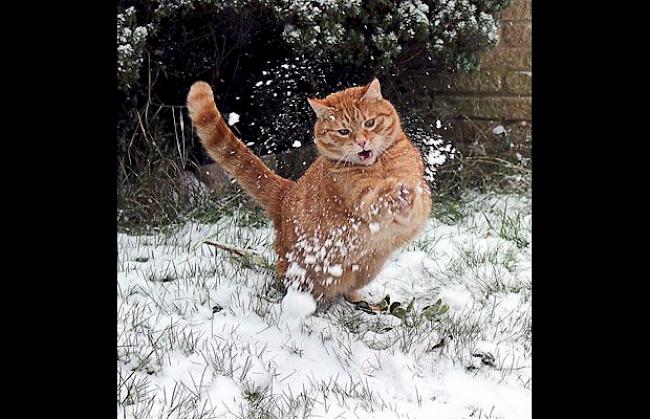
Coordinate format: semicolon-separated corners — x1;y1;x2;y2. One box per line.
187;81;293;219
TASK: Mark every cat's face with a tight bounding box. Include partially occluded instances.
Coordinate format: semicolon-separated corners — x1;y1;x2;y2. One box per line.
308;79;402;166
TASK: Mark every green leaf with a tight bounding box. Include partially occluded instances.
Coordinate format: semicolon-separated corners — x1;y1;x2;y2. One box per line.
422;306;437;320
406;297;415;312
391;307;407;320
389;301;401;314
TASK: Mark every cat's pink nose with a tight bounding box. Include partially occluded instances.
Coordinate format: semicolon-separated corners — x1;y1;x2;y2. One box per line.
356;138;367;148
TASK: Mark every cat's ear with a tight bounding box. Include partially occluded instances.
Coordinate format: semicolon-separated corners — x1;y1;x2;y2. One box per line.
307;98;334;118
362;78;382;102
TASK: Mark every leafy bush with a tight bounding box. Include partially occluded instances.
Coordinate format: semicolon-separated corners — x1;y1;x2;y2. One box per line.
118;1;509;90
272;0;508;73
117;0;510;152
116;0;511;229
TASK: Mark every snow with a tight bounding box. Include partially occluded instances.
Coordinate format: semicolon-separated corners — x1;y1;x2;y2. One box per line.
328;264;343;277
206;376;247;414
281;288;317;323
369;222;380;233
292;140;302;148
118;191;531;418
227;112;240;126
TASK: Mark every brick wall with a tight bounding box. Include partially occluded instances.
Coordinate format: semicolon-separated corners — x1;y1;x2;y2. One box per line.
431;0;532;144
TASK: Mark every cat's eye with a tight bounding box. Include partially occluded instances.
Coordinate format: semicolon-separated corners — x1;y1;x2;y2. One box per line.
365;119;375;128
338;129;350;136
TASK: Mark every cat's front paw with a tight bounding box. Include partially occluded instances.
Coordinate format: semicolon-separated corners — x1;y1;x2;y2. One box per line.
358;178;397;222
393;183;415;214
359;178;415;223
375;183;414;226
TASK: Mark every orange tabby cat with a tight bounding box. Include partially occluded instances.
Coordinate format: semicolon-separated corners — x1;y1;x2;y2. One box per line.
187;79;431;303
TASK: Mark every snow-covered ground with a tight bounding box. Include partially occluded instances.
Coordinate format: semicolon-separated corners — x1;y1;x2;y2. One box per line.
117;190;531;419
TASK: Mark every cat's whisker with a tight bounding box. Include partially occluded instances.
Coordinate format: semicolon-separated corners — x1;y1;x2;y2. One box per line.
377;142;394;158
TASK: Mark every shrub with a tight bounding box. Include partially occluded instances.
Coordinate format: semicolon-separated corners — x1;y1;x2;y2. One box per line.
118;1;510;91
116;0;511;229
117;0;510;153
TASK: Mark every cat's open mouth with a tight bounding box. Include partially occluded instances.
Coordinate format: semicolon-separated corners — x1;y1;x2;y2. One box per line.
358;150;373;161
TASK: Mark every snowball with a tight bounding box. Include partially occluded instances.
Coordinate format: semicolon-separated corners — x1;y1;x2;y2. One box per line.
304;254;317;264
281;288;316;321
492;125;506;135
227;113;240;126
369;222;380;234
328;264;343;277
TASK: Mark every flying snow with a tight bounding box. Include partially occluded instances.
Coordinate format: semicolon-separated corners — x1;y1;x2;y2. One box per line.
227;112;240;126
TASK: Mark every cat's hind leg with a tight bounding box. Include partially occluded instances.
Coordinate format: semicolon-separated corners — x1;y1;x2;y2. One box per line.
345;290;383;313
343;289;364;303
343;253;391;311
